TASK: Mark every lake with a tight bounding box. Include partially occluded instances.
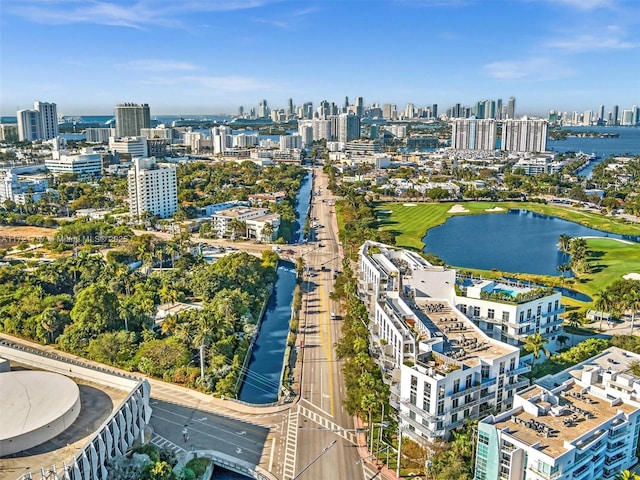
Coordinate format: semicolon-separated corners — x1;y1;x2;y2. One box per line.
423;209;639;277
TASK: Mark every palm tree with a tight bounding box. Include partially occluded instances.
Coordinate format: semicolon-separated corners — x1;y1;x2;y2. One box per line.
564;311;582;346
557;263;570;282
261;222;274;242
557;234;572;253
623;289;640;335
594;289;614;331
523;333;549;367
616;470;640;480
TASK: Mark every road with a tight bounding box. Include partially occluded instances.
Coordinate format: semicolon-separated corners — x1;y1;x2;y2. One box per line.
289;167;381;480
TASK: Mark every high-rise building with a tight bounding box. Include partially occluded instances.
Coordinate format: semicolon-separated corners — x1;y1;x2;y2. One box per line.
501;119;548;153
0;124;19;143
507;97;516;119
127;157;177;219
115;103;150;137
598;104;605;121
336;113;360;142
16;109;42;141
287;98;294;116
613;105;619;126
382;104;397;120
86;128;116;143
404;103;416;119
34;101;58;140
355;97;364;117
451;118;497;150
109;136;149;159
633;105;640;126
258;99;269;118
496;99;503;120
431;104;438;119
484;100;496;120
583;110;593;126
212;126;232;154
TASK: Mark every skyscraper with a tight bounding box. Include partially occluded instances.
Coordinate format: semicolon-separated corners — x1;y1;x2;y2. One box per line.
34;101;58;140
355;97;364;117
507;97;516;119
501;119;548;153
633;105;640;126
258;99;269;118
16;109;42;141
337;113;361;142
287;98;294;116
127;157;177;219
598;104;605;121
451;118;497;150
115;103;151;137
496;99;503;120
431;104;438;119
613;105;619;126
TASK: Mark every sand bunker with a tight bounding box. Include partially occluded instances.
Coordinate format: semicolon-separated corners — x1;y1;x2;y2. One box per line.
403;203;417;207
623;273;640;281
448;204;469;213
485;206;505;212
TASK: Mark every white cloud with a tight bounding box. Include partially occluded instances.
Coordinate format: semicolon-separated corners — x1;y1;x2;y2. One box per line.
546;26;639;52
138;75;277;93
120;59;199;72
527;0;617;10
4;0;280;29
484;57;574;80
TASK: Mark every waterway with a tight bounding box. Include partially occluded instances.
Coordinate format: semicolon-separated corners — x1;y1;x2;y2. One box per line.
423;209;639;277
547;126;640;177
237;262;296;403
237;170;312;403
291;170;312;244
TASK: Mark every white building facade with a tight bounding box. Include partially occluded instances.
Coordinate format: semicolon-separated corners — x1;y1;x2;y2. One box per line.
476;347;640;480
501;119;549;153
127;157;177;219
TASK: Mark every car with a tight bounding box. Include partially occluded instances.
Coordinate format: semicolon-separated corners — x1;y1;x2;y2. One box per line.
330;312;337;320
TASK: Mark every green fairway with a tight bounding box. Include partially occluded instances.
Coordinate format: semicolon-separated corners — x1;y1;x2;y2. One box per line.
377;201;640;301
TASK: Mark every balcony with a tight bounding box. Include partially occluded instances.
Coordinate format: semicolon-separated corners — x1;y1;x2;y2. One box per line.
400;398;438;421
606;442;627;456
572;464;589;478
451;398;480;414
399;412;434;438
450;383;482;400
504;378;530;391
542;307;565;317
506;364;531;376
527;465;562;480
604;453;626;468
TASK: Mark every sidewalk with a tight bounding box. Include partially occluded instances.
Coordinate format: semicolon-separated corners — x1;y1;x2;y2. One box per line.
353;415;401;480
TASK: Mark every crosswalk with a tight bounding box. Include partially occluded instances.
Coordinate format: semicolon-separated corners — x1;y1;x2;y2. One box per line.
281;408;300;480
150;434;187;455
298;403;358;444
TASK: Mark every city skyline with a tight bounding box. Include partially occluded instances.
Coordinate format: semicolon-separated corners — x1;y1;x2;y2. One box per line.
1;0;639;116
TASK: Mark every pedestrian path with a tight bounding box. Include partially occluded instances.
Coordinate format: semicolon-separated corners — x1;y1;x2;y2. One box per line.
281;408;299;480
150;434;187;455
298;403;358;444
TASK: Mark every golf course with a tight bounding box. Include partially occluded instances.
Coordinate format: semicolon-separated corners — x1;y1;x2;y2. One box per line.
377;201;640;299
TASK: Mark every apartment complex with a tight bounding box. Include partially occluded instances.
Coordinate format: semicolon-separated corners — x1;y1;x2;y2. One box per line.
16;101;59;141
501;119;549;153
114;103;151;137
476;347;640;480
451;118;497;151
127;157;177;219
358;241;530;441
457;278;564;353
210;206;280;242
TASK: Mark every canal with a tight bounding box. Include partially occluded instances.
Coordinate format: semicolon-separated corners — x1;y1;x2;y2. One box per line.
237;169;312;403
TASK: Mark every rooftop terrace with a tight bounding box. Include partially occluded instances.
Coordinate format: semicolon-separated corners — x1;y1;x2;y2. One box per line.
413;299;515;368
493;383;639;459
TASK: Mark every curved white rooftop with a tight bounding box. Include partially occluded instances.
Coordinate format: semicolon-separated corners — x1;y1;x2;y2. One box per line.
0;370;81;455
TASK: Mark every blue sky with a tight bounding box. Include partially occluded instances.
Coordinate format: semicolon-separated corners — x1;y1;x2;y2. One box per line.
1;0;639;116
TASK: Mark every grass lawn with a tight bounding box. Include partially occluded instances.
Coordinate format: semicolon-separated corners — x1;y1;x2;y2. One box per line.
377;201;640;303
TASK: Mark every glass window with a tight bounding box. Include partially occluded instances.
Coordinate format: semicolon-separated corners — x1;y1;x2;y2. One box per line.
488;309;495;319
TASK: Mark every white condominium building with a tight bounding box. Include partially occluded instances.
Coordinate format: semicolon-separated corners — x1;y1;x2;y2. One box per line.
45;148;103;177
115;103;150;137
476;347;640;480
451;118;497;150
501;118;549;153
457;278;564;353
211;206;280;242
358;241;529;441
109;136;149;159
34;101;58;140
85;128;116;143
127;157;177;219
17;109;42;141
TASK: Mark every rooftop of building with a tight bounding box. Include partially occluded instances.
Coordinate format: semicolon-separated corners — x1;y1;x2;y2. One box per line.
459;277;558;304
412;298;516;368
213;206;270;219
491;381;638;459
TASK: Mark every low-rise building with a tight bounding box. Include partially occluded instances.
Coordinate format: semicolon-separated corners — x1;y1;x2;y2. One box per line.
211;206;280;242
457;278;564;353
45;147;103;177
358;241;530;441
475;347;640;480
